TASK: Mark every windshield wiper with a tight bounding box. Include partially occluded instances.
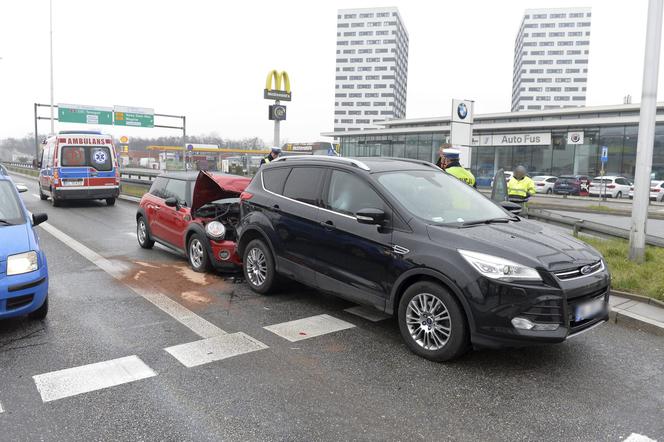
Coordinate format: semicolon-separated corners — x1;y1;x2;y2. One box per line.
0;219;14;226
461;217;516;227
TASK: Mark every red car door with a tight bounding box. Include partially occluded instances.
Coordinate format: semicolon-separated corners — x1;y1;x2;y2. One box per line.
156;178;190;249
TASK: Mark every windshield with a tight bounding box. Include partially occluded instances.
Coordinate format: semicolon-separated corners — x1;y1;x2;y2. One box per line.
592;178;612;184
0;181;25;225
60;145;113;171
376;169;510;225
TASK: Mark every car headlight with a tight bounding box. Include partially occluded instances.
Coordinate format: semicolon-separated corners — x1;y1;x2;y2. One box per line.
205;221;226;240
458;249;541;282
7;251;39;276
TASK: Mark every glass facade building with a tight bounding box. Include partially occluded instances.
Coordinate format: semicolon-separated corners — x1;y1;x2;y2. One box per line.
323;104;664;187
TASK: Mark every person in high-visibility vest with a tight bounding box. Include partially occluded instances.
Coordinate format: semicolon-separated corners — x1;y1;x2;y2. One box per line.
442;148;476;187
507;165;536;200
260;147;282;167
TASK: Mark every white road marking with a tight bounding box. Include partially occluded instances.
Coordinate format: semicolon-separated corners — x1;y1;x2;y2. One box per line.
625;434;657;442
39;222;225;339
264;314;355;342
0;401;4;413
126;232;136;237
31;193;40;199
33;355;156;403
344;305;390;322
165;332;268;368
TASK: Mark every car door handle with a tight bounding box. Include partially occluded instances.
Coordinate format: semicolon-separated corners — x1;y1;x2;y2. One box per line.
272;204;280;210
320;220;335;229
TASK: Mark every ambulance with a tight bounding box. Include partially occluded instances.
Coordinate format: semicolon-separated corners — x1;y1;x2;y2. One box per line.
38;131;120;206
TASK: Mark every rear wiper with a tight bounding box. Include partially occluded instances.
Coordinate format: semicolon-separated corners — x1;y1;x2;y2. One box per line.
461;217;515;227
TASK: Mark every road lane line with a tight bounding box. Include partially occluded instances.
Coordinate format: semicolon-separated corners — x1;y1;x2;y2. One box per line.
0;401;4;413
344;305;390;322
33;355;156;403
625;434;657;442
165;332;268;368
39;222;226;339
31;193;40;199
264;314;355;342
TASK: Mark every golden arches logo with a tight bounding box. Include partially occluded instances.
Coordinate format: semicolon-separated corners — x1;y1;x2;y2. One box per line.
264;69;292;101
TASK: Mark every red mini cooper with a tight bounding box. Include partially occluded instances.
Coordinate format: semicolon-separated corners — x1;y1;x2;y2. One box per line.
136;170;250;272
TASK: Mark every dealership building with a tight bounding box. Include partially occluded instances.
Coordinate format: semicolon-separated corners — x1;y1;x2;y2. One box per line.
322;103;664;186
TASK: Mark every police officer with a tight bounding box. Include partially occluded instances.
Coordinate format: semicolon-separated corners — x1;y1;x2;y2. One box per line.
435;143;451;169
260;147;282;167
507;165;536;201
442;148;476;187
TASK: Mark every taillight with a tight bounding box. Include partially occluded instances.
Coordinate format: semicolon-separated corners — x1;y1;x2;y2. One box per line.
240;191;253;201
653;188;661;192
607;184;616;189
630;186;634;191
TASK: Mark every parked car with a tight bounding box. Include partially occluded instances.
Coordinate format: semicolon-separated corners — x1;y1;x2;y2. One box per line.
553;175;591;196
589;176;631;199
629;180;664;202
136;171;250;272
532;175;558;194
0;175;49;321
237;156;609;362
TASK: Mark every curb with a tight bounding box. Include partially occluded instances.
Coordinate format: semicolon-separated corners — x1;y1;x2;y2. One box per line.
610;290;664;337
612;289;664;309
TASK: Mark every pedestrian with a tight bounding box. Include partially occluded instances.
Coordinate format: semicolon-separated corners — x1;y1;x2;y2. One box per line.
260;147;282;167
442;148;476;187
507;165;536;201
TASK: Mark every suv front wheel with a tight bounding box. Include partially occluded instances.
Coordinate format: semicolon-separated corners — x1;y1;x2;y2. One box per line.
243;239;277;294
398;281;469;362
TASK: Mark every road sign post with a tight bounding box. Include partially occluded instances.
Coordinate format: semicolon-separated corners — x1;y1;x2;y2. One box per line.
600;146;608;202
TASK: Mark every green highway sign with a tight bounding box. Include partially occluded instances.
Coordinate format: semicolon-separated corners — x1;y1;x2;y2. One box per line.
58;103;113;125
114;105;154;128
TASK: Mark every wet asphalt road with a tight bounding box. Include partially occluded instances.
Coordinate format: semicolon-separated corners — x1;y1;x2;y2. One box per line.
1;174;663;441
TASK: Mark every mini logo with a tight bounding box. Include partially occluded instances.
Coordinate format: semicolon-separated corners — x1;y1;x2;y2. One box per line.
457;102;468;120
580;265;592;275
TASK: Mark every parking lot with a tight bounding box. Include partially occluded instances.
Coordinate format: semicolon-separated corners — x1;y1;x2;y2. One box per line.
0;174;661;441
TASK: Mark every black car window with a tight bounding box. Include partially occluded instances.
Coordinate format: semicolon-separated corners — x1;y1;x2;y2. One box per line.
282;167;322;205
149;177;169;199
547;177;557;183
60;146;113;171
0;180;25;225
263;167;291;195
325;170;385;217
163;179;188;204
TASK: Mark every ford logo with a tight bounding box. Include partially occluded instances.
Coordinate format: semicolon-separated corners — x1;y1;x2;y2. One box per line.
580;265;592;275
457;102;468;120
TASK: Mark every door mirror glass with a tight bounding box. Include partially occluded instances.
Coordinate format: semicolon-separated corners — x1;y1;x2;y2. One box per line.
32;213;48;226
15;184;28;193
356;208;386;225
164;197;178;208
500;200;522;215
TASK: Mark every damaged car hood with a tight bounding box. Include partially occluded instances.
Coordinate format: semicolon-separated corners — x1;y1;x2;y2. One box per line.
191;171;250;212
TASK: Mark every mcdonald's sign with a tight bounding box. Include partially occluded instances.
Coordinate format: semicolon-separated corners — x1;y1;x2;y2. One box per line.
264;70;292;101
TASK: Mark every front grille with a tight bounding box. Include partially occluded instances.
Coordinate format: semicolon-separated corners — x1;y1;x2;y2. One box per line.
519;298;564;325
554;260;603;280
6;294;34;310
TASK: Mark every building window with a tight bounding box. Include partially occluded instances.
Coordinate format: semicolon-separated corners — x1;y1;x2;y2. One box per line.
556;59;573;64
365;93;379;97
365;75;380;80
374;84;387;89
533;13;547;19
366;57;380;62
539;41;554;46
548;50;563;55
568;31;582;36
549;32;565;37
343;14;356;19
375;48;388;53
524;23;538;28
536;96;551;101
351;40;364;45
342;49;355;54
342;84;355;89
341;102;353;106
550;13;567;18
537;78;552;83
377;12;390;17
359;31;373;36
336;58;348;63
532;32;546;37
576;40;590;46
528;87;542;91
349;93;362;97
572;96;585;101
350;58;363;62
570;12;585;18
566;68;580;73
337;41;348;46
567;49;582;55
558;22;575;28
349;75;362;80
338;23;349;28
359;12;374;18
575;59;588;64
578;22;591;27
335;76;348;80
531;50;545;55
357;84;371;89
557;41;573;46
359;49;373;54
546;69;563;73
529;68;544;73
564;87;579;91
364;111;378;115
358;66;372;71
541;23;555;28
538;60;553;65
335;93;347;97
351;22;365;28
545;87;562;92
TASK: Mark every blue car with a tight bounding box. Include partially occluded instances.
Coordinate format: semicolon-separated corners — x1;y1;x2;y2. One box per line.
0;175;49;321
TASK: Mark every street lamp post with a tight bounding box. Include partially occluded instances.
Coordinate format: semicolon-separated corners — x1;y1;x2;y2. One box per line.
49;0;55;135
629;0;664;262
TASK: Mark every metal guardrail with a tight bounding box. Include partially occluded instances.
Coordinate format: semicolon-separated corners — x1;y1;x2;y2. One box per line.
527;207;664;247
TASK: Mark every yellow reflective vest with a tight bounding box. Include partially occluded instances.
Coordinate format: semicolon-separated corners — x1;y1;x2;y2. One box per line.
446;166;476;187
507;176;536;198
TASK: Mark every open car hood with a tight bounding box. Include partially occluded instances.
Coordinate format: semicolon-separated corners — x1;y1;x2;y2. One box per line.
191;171;251;212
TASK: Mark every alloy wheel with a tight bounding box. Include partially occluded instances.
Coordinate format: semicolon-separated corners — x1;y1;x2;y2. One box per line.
189;238;205;269
405;293;451;351
138;220;147;244
246;247;268;287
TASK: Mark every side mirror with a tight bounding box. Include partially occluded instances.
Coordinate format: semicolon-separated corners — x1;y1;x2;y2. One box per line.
356;208;386;225
16;184;28;193
164;197;178;208
500;200;522;215
32;213;48;226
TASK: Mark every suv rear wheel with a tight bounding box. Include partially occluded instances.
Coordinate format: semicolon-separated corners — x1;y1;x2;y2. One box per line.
398;281;469;362
188;234;210;272
243;239;277;294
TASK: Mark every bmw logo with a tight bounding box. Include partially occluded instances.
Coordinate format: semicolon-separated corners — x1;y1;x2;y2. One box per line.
570;133;581;143
457;102;468;120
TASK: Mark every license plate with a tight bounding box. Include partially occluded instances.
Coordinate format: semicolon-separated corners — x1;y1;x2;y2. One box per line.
63;179;83;186
574;297;604;322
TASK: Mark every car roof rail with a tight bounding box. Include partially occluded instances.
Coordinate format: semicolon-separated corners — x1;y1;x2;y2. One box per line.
383;157;439;169
272;155;371;171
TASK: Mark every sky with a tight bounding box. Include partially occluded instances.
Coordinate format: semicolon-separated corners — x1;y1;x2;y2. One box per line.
0;0;658;144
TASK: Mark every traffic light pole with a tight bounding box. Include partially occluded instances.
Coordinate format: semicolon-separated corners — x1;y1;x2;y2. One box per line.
629;0;664;262
273;99;280;147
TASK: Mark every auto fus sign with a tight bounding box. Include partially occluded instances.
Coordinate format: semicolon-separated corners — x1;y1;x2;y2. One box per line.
473;132;552;146
451;99;473;124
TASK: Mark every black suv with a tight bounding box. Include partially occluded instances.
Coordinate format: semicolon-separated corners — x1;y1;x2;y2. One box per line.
237;157;610;361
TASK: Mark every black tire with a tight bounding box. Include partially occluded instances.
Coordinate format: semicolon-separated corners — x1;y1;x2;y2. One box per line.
106;197;116;206
188;233;211;273
243;239;277;294
137;216;155;249
546;188;552;194
398;281;469;362
39;187;48;200
51;193;61;207
29;297;48;320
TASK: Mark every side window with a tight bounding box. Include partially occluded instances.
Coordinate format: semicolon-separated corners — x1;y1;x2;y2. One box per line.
547;177;557;183
262;167;291;195
325;170;386;217
149;177;169;199
163;179;188;204
282;167;323;205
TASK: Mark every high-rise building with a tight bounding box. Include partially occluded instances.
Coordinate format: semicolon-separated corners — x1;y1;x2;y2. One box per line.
334;7;409;132
511;7;592;112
